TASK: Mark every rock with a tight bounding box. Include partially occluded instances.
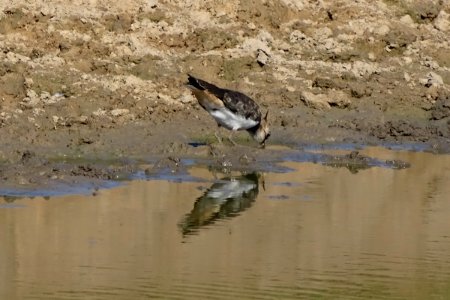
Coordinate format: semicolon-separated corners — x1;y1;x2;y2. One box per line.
239;154;255;165
241;30;273;54
404;72;411;82
280;116;291;127
256;48;271;66
78;137;94;145
300;91;330;109
431;94;450;120
52;116;60;125
283;85;294;93
434;10;450;32
17;176;30;185
40;6;56;17
420;72;444;87
32;108;45;116
348;20;365;36
327;90;351;108
351;61;380;77
312;77;342;89
289;30;307;43
301;88;351;109
60;115;90;127
110;108;130;117
5;52;30;64
21;90;66;107
0;73;25;96
20;150;36;164
0;112;11;123
425;85;440;100
24;77;33;88
20;90;40;108
350;84;372;98
374;24;390;36
383;25;416;49
92;109;107;117
400;14;415;26
372;120;427;140
313;26;333;40
79;115;89;123
421;56;439;69
403;56;413;64
74;115;89;124
41;92;65;105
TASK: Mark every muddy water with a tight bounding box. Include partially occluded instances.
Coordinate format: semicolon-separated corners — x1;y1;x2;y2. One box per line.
1;148;450;299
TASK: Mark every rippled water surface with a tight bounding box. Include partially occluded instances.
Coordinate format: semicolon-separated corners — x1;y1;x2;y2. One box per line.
1;147;450;299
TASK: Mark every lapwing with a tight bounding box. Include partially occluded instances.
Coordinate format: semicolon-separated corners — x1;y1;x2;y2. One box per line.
187;74;270;146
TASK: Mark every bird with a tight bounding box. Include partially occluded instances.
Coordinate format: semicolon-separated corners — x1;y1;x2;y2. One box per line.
186;74;270;146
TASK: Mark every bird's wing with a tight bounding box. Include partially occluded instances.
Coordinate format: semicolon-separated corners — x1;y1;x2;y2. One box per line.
187;75;261;122
190;88;225;110
222;91;261;122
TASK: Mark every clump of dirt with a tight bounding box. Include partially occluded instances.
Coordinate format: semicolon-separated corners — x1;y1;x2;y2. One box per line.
324;150;410;174
431;93;450;120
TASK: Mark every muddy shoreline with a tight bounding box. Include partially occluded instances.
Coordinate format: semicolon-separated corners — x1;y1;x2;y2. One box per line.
0;140;421;198
1;0;450;195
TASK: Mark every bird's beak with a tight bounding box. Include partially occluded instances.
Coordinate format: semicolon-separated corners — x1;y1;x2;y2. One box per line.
259;133;270;148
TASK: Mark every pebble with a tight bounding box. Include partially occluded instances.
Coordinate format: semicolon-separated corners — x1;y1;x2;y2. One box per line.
420;72;444;88
110;108;130;117
300;91;331;110
314;27;333;40
374;24;390;36
404;72;411;82
256;49;270;66
434;10;450;32
400;15;415;26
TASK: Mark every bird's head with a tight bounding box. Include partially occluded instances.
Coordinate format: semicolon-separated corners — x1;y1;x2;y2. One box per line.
252;110;271;147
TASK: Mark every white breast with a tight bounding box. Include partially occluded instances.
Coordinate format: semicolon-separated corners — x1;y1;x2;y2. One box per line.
210;107;258;131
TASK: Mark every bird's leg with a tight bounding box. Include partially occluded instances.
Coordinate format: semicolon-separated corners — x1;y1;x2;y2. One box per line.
214;124;223;145
228;131;238;146
214;131;223;144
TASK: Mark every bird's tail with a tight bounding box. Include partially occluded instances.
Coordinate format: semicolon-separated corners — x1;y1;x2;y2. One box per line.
187;75;226;100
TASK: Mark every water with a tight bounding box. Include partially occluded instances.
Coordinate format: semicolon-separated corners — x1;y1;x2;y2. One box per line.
1;147;450;299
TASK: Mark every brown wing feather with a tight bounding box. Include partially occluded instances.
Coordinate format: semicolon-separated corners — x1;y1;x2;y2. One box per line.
191;89;225;110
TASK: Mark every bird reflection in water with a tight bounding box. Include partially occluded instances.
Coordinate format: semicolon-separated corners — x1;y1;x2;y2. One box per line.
179;173;262;236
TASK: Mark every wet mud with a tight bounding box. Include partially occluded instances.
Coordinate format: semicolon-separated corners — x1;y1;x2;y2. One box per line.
0;144;414;198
